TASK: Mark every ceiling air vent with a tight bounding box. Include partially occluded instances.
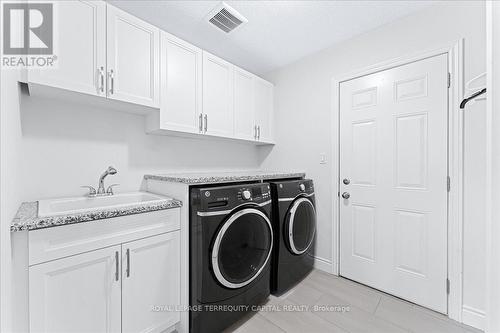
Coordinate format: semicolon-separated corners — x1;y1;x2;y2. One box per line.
207;2;248;33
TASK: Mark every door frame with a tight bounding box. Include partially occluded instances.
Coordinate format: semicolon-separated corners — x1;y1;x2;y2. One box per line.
330;40;464;322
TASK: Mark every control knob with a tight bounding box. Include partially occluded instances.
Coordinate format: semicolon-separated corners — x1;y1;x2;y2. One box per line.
299;184;306;191
242;190;252;200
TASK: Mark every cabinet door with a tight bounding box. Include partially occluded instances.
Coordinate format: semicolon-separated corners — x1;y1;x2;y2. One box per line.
255;78;274;143
233;68;256;141
160;32;202;133
202;51;234;137
122;231;181;333
28;0;106;96
29;245;121;333
106;5;160;107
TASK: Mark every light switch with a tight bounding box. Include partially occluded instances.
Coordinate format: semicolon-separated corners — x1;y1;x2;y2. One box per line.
320;153;327;164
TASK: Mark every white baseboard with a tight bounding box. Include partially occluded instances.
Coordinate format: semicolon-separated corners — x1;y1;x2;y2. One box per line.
462;305;485;331
313;256;334;274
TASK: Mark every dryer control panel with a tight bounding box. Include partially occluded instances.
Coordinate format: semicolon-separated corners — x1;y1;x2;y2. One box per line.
237;185;271;202
193;183;271;212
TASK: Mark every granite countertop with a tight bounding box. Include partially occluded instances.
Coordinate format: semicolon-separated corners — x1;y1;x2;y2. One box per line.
144;170;306;185
11;196;182;232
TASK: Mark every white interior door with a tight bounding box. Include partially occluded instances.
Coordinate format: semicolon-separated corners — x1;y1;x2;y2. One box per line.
29;245;121;332
106;5;160;107
339;54;449;313
122;231;181;333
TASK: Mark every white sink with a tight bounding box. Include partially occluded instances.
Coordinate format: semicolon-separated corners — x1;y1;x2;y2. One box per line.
38;192;168;217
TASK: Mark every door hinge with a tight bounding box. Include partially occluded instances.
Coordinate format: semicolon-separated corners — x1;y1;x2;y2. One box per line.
446;278;450;294
447;176;451;192
447;72;451;88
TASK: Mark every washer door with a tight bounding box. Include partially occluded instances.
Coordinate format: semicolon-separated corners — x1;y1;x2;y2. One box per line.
211;208;273;289
286;197;316;255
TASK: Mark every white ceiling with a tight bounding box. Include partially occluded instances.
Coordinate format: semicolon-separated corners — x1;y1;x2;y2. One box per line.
108;1;440;75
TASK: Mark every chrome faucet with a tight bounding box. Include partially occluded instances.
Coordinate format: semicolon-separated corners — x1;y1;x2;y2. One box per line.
81;166;119;197
98;166;117;194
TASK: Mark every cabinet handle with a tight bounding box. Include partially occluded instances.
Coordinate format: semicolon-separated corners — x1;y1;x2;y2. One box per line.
258;126;261;140
98;66;104;93
108;69;114;95
126;248;130;278
115;251;119;281
199;114;203;133
254;125;257;140
204;114;208;133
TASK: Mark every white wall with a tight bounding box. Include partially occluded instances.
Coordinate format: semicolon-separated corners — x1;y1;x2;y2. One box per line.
486;2;500;331
260;1;486;327
16;94;262;201
1;70;24;332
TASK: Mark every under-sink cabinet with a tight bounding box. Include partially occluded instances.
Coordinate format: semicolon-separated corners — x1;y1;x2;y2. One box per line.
26;208;181;333
23;1;160;108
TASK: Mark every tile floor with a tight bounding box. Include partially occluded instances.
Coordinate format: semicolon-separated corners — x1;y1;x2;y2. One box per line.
225;269;483;333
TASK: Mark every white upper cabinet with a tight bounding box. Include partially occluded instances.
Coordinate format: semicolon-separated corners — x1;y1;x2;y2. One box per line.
23;0;273;144
122;231;181;333
27;1;106;96
255;78;274;143
233;68;256;141
202;51;234;138
29;245;122;333
160;32;202;134
106;5;160;107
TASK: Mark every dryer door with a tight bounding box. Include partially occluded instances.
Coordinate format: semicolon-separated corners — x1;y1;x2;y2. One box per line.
286;197;316;255
211;208;273;289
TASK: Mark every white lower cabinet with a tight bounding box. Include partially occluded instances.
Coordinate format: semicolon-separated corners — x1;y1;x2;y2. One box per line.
122;232;181;333
29;230;180;333
29;245;122;333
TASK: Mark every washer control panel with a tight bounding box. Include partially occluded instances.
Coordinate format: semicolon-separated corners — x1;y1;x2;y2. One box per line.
237;184;271;203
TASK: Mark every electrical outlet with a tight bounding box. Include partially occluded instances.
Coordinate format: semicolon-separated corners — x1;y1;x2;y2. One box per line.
319;153;327;164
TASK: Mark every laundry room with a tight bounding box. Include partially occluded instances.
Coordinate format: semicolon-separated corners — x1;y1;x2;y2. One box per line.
1;1;499;333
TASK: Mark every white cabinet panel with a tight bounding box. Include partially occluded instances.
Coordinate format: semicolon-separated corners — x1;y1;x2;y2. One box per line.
160;32;202;133
255;78;274;143
233;68;255;141
28;1;106;96
29;245;121;333
202;51;234;137
122;232;181;333
107;5;160;107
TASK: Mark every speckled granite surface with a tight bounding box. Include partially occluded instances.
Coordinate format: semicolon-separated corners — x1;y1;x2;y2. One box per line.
144;171;305;185
11;197;182;232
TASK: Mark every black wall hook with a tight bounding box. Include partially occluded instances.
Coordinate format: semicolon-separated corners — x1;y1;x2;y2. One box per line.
460;88;486;109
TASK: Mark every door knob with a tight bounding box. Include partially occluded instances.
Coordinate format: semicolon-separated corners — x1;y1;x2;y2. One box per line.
342;192;350;199
343;178;350;185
